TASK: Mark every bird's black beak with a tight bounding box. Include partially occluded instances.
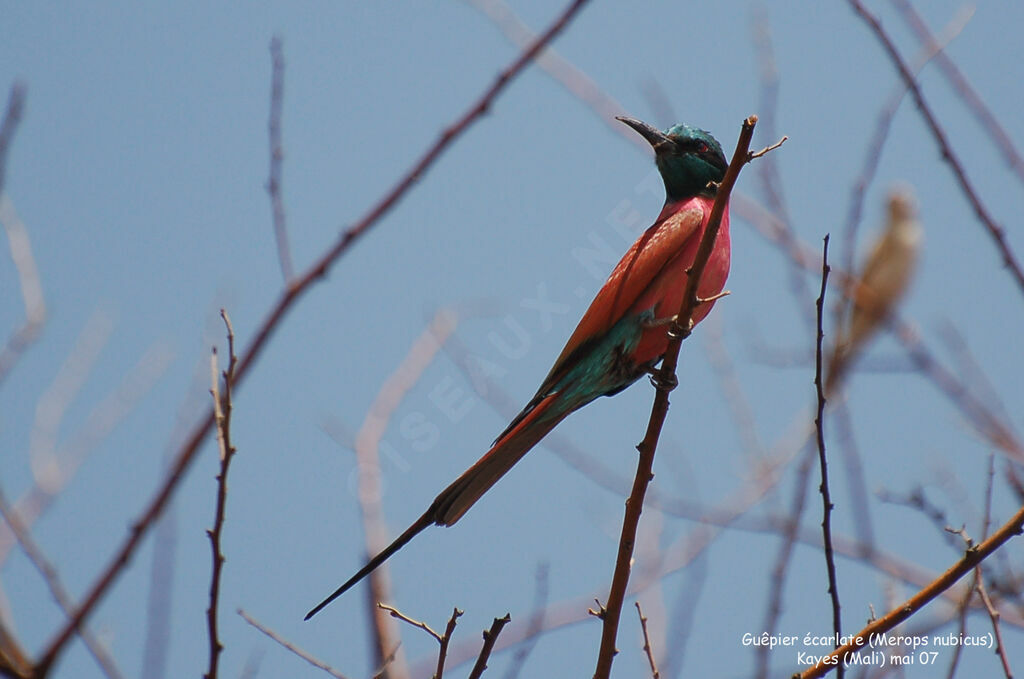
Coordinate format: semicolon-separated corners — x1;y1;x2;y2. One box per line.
616;116;674;152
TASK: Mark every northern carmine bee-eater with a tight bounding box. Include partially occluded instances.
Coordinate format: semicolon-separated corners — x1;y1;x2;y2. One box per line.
306;116;730;619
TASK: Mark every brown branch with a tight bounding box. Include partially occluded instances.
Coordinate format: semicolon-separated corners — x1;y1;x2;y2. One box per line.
840;5;971;292
462;0;641;150
756;446;816;679
0;196;46;387
266;36;293;283
0;87;40;386
795;501;1024;678
353;308;458;677
0;338;173;567
891;317;1024;465
635;602;660;679
377;603;445;644
502;563;549;679
467;614;512;679
977;575;1013;679
204;311;237;679
237;609;352;679
831;401;875;552
749;8;816;334
846;0;1024;298
813;235;843;677
377;603;463;678
0;83;25;196
977;455;1014;679
436;608;463;679
891;0;1024;185
592;115;759;679
144;314;225;679
31;0;592;670
0;486;123;679
741;194;1024;465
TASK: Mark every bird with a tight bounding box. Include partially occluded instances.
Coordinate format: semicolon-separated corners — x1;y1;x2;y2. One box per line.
826;186;921;394
306;116;731;620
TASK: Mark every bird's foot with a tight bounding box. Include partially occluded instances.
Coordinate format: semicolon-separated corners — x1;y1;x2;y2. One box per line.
647;366;678;392
642;313;678;328
643;313;692;340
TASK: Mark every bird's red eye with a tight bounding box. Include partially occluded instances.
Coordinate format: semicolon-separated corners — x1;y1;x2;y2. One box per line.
697;142;709;153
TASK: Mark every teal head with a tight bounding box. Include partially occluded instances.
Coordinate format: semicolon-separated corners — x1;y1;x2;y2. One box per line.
617;116;727;202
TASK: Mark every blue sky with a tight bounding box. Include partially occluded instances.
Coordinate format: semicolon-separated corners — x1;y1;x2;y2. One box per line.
3;2;1024;678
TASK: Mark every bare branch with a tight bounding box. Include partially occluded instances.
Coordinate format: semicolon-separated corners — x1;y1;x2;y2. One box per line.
0;83;26;196
891;0;1024;185
847;0;1024;298
377;603;445;645
238;609;353;679
502;563;549;679
0;195;46;385
352;309;458;675
435;607;463;679
32;0;593;668
635;602;660;679
796;501;1024;677
840;5;971;287
266;36;293;283
204;311;238;679
467;614;512;679
0;486;124;679
813;235;843;677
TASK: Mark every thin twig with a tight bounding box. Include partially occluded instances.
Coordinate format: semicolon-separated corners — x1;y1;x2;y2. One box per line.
749;7;816;333
796;500;1024;678
204;311;237;679
0;83;26;196
461;0;640;149
813;235;842;677
237;609;352;679
846;0;1024;298
0;338;173;567
415;477;1024;678
143;310;226;679
467;614;512;679
742;196;1024;465
840;4;972;295
831;400;875;553
354;309;457;676
32;0;592;669
592;116;760;679
0;87;40;387
377;603;444;644
371;604;462;679
0;486;124;679
266;36;293;283
435;607;463;679
891;317;1024;464
374;602;468;679
635;602;660;679
502;563;549;679
977;576;1013;679
756;446;816;679
0;195;46;386
977;454;1014;679
891;0;1024;185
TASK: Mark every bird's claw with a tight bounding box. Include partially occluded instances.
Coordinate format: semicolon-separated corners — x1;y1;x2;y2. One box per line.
643;314;692;340
642;313;677;329
648;369;678;392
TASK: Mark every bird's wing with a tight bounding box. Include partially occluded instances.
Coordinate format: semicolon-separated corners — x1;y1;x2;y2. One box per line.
538;203;705;396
